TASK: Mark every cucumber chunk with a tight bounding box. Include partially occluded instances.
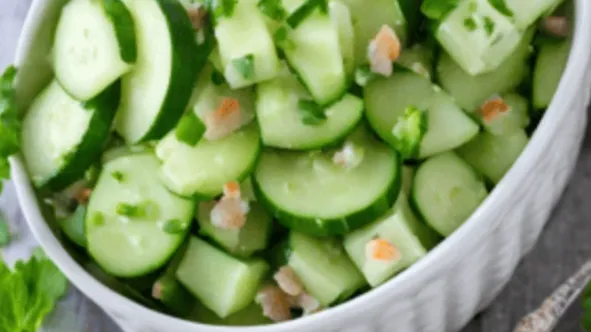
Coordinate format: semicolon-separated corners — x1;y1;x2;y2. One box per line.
59;205;87;248
256;67;363;150
340;0;407;66
433;0;522;75
533;40;570;110
253;126;401;236
214;0;281;88
191;303;271;326
197;201;272;257
287;232;365;306
480;93;530;136
437;28;534;112
365;71;479;159
343;192;429;287
86;153;195;277
457;129;529;185
115;0;202;144
22;81;119;191
329;1;356;77
176;236;269;318
156;124;261;198
281;0;347;105
412;152;488;237
505;0;565;29
53;0;134;101
397;44;434;80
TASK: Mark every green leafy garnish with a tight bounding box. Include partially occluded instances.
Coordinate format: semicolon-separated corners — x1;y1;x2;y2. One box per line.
0;66;21;194
489;0;513;17
355;65;380;87
175;112;206;147
287;0;328;28
111;171;125;183
484;16;495;36
160;219;187;235
116;202;145;218
0;217;10;247
274;25;295;50
0;250;68;331
257;0;286;21
232;54;255;80
205;0;237;19
421;0;461;21
463;17;477;31
298;100;327;126
391;106;428;159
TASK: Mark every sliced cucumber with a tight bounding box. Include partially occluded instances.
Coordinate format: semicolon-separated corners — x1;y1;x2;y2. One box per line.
197;201;272;257
287;232;365;306
401;165;414;196
191;303;271;326
365;71;479;159
329;1;356;77
59;205;87;248
214;0;281;88
434;0;522;75
397;44;434;80
395;191;441;250
457;129;529;185
412;152;488;237
505;0;565;29
156;123;261;198
21;81;119;191
176;236;269;318
480;93;530;136
281;0;347;105
340;0;407;66
53;0;134;101
533;40;570;110
86;153;195;277
343;192;428;287
253;126;401;236
115;0;201;144
437;28;534;112
256;68;363;150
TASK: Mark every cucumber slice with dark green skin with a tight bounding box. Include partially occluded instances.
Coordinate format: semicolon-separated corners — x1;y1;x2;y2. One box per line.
339;0;407;66
329;1;356;77
191;303;271;326
437;28;535;112
343;191;429;287
504;0;565;29
53;0;134;101
59;205;87;248
152;241;196;317
21;81;120;192
115;0;204;144
256;67;363;150
457;129;529;185
156;123;261;198
253;126;401;237
365;71;479;159
176;236;269;318
86;153;195;277
411;152;488;237
197;201;272;257
533;40;570;110
287;231;366;306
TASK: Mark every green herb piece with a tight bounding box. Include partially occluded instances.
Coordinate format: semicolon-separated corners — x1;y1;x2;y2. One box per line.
175;112;206;147
355;65;380;87
0;217;10;247
488;0;513;17
232;54;255;80
59;205;87;247
0;66;21;195
274;25;295;50
111;171;125;183
421;0;461;21
463;17;477;31
286;0;328;28
161;219;187;234
0;249;68;331
210;69;226;86
298;100;327;126
205;0;237;19
391;106;428;159
484;16;495;35
257;0;286;20
116;202;145;218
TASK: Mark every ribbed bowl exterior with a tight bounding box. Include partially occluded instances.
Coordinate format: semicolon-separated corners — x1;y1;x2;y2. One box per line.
12;0;591;332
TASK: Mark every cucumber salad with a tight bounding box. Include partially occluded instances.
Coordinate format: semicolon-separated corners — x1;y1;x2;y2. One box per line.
21;0;572;325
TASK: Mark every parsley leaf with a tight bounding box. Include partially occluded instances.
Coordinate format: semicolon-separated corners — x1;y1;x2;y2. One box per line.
298;100;327;126
0;250;68;331
391;106;428;159
257;0;286;21
232;54;255;80
0;66;21;195
421;0;461;21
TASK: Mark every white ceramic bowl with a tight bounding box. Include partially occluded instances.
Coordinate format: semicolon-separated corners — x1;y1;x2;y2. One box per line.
11;1;591;331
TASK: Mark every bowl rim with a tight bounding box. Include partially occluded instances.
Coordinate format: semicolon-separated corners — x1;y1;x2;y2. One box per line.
12;0;591;331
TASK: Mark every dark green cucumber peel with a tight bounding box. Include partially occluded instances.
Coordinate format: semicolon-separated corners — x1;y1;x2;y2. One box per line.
59;205;88;248
139;0;212;142
41;81;120;192
102;0;137;63
252;155;402;237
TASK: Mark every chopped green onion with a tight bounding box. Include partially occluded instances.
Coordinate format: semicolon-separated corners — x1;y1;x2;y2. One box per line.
175;112;206;147
161;219;187;234
111;171;125;183
257;0;286;21
391;106;428;159
232;54;255;80
298;100;327;126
